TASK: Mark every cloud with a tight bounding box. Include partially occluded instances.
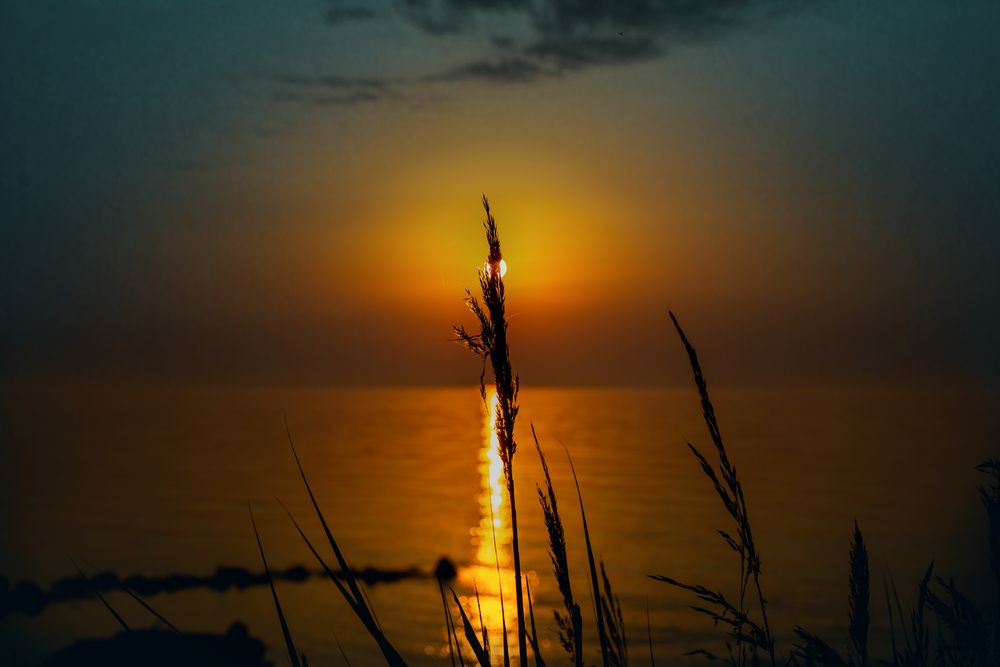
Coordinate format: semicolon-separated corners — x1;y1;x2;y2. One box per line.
322;2;377;26
273;74;391;106
289;0;815;106
434;57;546;83
526;33;661;71
324;7;377;25
374;0;810;77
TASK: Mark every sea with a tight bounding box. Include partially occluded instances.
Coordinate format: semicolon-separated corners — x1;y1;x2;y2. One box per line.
1;383;997;665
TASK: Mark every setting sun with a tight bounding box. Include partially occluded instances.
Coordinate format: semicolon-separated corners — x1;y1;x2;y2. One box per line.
485;258;508;279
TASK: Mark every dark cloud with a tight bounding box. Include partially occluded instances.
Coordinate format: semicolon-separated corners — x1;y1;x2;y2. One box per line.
323;6;377;26
526;34;661;71
398;0;532;34
273;74;391;106
491;35;515;49
434;57;546;83
405;0;809;76
301;0;814;99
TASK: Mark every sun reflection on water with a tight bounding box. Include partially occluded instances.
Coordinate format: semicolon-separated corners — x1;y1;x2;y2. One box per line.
455;386;519;662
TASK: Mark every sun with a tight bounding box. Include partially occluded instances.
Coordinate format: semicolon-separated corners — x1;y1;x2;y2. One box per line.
484;258;508;278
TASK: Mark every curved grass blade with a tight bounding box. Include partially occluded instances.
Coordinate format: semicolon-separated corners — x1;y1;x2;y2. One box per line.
333;629;353;667
452;588;491;667
284;420;406;666
559;440;611;666
526;578;545;667
474;584;490;665
249;504;301;667
84;561;180;634
646;598;655;667
71;559;130;632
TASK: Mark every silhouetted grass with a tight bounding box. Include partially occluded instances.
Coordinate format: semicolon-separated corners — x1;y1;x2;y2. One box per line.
455;195;529;667
249;504;302;667
525;578;545;667
656;311;999;667
848;521;870;667
282;422;407;666
655;311;774;667
233;199;998;667
534;426;583;667
453;588;491;667
562;438;617;666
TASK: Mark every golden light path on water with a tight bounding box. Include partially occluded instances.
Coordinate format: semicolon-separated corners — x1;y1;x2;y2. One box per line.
454;386;521;663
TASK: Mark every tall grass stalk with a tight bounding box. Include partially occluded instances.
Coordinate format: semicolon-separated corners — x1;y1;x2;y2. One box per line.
657;311;774;667
455;196;528;666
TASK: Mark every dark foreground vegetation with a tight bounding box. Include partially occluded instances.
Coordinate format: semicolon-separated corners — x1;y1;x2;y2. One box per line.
33;199;1000;666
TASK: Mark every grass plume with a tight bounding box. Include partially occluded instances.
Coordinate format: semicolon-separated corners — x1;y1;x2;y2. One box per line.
654;311;774;667
455;196;528;666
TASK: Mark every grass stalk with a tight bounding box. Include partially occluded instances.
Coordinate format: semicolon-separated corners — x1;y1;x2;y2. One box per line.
666;311;774;666
455;196;528;666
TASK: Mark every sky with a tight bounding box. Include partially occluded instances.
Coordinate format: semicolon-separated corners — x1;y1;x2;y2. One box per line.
2;0;999;386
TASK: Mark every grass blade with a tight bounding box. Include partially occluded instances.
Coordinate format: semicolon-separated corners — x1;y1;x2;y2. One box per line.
82;561;180;634
474;584;490;665
333;629;353;667
71;560;130;632
535;426;582;666
526;578;545;667
439;579;461;667
452;588;492;667
646;598;655;667
284;421;407;666
249;504;301;667
560;440;611;667
848;521;869;667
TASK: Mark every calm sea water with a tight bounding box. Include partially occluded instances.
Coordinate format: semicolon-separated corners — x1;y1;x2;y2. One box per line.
1;383;997;665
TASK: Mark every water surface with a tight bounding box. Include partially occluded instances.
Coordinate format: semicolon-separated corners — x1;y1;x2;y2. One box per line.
1;383;996;665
